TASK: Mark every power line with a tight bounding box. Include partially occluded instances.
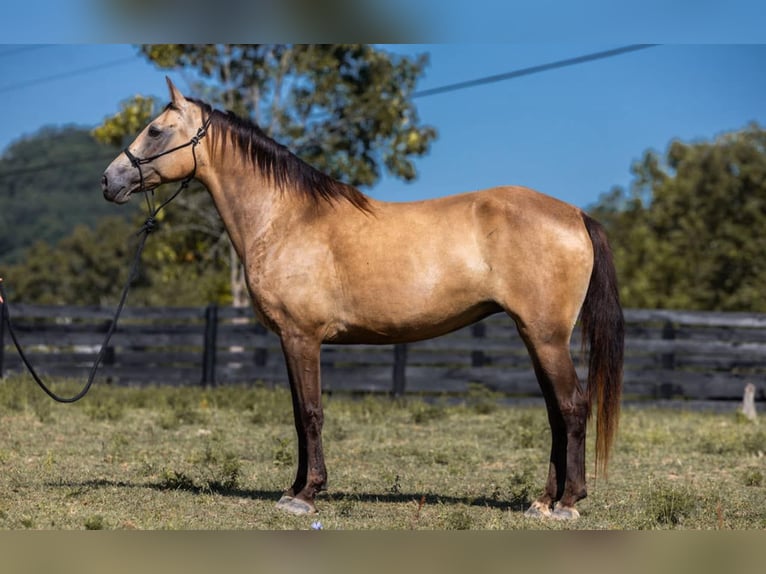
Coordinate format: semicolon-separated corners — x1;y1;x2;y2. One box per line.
0;45;657;178
0;46;49;59
412;44;658;98
0;56;138;95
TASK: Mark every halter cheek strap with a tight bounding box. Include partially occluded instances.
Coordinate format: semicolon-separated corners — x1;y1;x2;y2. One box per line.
122;115;212;198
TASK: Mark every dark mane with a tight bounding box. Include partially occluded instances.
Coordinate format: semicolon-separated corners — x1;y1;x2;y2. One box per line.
186;98;372;213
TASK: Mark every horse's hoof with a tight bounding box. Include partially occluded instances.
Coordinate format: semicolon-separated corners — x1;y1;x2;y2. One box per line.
551;503;580;520
276;495;317;515
524;501;552;518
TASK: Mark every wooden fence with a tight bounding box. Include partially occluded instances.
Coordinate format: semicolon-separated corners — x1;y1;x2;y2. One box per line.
1;303;765;402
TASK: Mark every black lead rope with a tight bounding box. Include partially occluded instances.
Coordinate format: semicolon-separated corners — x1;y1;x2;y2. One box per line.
0;115;210;403
1;226;152;403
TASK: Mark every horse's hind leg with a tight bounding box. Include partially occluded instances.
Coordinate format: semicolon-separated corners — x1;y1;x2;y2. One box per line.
520;329;588;520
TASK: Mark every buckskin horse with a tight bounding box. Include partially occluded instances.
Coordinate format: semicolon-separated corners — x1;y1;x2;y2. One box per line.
102;78;624;520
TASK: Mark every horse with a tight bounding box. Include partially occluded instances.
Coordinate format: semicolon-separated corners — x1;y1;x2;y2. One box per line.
102;77;624;520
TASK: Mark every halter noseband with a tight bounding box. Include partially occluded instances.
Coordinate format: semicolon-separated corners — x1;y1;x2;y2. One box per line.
123;113;213;197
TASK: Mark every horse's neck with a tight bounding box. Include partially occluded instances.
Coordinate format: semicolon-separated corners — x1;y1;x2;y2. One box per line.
197;159;298;261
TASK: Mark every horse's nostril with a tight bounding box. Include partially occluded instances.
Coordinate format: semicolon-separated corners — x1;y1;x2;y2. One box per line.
101;174;108;189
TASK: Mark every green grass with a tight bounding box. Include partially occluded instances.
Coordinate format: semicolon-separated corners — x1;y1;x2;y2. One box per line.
0;374;764;529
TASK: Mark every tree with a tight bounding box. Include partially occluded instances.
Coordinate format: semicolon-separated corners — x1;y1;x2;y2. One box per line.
5;216;229;306
138;44;435;186
589;123;766;311
93;44;437;305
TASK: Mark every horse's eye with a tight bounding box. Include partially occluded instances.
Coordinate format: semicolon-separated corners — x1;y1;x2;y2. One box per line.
148;126;162;138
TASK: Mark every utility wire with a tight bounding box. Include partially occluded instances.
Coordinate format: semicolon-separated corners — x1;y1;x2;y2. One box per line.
0;45;49;59
413;44;658;98
0;56;137;95
0;45;657;178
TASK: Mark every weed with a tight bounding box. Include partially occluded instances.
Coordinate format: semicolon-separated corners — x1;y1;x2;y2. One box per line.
83;394;125;421
742;429;766;455
445;508;473;530
157;409;182;430
515;413;546;449
465;383;501;415
696;424;766;457
20;516;34;529
389;474;401;494
30;394;53;423
202;450;241;491
0;375;54;422
84;515;106;530
158;468;196;491
104;432;130;463
249;393;294;425
742;467;763;487
644;480;697;527
335;496;358;518
409;401;446;424
497;410;547;452
327;420;349;441
355;394;393;424
506;466;538;510
272;437;294;467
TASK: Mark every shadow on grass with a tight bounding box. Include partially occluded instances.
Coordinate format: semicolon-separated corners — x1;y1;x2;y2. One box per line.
47;478;530;512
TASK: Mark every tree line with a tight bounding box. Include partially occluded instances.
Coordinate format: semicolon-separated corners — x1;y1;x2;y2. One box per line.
1;44;765;312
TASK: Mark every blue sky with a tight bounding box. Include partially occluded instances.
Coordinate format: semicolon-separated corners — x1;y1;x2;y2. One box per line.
1;43;765;210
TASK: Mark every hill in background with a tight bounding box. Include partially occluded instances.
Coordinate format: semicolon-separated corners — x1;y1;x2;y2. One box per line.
0;126;141;264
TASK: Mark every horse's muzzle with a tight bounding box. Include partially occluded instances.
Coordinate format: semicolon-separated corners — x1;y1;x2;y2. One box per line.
101;172;132;204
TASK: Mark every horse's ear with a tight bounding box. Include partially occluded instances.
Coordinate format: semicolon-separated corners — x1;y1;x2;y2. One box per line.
166;76;188;109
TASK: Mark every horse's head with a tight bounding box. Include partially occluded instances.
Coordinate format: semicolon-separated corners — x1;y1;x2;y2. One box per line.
102;78;209;204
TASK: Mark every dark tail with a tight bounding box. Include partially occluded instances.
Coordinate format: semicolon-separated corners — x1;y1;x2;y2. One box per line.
580;213;624;477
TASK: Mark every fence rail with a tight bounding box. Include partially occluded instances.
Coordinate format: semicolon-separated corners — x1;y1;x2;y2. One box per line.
1;303;765;402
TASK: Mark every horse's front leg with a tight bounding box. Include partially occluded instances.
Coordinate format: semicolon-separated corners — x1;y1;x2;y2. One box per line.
275;333;326;515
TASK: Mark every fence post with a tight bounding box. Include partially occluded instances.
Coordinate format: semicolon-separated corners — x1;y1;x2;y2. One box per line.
0;301;4;378
392;343;408;397
656;319;678;399
661;320;675;370
201;303;218;387
471;321;489;367
253;322;268;367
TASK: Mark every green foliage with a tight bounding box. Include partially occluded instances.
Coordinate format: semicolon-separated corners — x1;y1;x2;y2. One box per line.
742;467;763;487
590;124;766;311
696;421;766;456
84;515;106;530
83;394;126;422
136;44;437;187
156;390;210;430
464;383;502;415
643;481;697;527
408;400;448;424
92;95;158;147
444;508;473;530
4;209;230;306
272;436;294;467
0;375;53;422
0;126;136;265
158;468;196;491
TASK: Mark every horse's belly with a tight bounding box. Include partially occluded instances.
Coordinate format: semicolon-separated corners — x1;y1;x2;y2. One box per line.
325;298;503;345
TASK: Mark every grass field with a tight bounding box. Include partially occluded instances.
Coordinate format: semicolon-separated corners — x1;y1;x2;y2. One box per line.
0;374;764;530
